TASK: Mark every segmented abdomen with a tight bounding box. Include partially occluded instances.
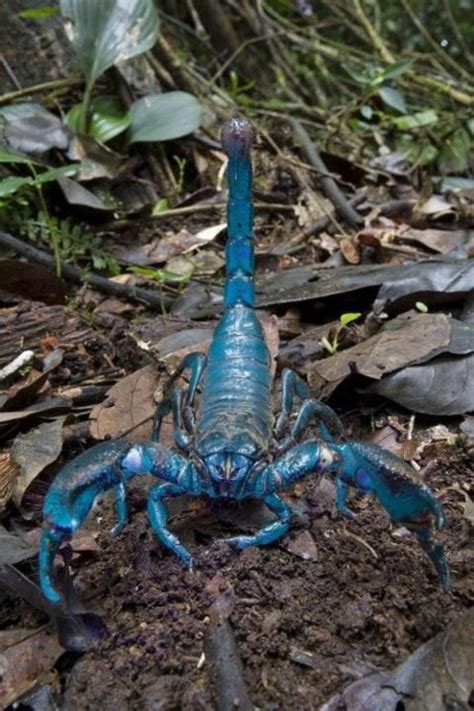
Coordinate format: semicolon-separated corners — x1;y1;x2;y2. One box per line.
195;305;272;457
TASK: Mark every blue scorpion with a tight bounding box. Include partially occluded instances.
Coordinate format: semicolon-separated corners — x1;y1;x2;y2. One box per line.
40;117;449;604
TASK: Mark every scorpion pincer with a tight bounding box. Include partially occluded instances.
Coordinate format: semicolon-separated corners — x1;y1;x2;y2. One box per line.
40;117;449;604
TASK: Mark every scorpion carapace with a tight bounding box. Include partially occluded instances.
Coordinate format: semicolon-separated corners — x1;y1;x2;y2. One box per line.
40;117;449;604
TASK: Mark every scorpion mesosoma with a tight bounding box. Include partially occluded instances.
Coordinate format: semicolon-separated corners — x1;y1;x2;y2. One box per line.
40;117;449;604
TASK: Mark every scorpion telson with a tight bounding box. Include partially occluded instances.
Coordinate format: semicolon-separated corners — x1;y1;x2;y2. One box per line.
39;117;449;604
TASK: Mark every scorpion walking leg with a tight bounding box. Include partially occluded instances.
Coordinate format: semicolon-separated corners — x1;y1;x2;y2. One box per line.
168;387;193;452
220;494;292;550
111;478;128;535
153;352;206;442
147;482;193;567
275;369;311;438
275;369;344;449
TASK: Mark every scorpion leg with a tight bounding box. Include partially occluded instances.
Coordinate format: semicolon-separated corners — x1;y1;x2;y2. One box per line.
220;494;292;550
222;440;335;552
168;387;193;453
333;439;449;589
275;369;344;451
147;482;194;567
275;369;311;438
153;352;206;442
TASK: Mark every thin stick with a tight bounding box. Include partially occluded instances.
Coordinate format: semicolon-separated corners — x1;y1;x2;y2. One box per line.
98;201;296;232
0;77;83;105
290;118;363;228
0;231;173;311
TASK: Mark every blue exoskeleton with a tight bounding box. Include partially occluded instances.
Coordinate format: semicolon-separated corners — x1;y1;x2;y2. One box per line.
40;118;449;604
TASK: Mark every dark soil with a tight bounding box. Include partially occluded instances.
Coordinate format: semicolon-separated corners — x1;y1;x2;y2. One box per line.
51;441;472;710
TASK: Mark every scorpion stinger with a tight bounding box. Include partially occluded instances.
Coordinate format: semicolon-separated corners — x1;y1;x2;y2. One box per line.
39;117;449;605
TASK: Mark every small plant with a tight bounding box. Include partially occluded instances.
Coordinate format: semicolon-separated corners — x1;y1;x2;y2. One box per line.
26;212;120;274
129;264;195;288
321;312;362;355
0;147;79;275
129;263;195;314
60;0;202;143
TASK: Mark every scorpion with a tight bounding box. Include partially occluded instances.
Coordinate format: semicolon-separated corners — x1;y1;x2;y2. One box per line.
40;117;449;604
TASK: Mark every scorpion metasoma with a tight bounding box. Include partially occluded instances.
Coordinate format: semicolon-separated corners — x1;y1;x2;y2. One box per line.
40;117;449;604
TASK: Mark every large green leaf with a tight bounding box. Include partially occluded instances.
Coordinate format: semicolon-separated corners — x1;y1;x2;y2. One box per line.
60;0;160;85
67;96;131;142
128;92;202;143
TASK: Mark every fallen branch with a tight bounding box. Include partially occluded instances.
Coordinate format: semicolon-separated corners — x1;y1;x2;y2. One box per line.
0;232;173;311
289;118;364;229
204;618;253;711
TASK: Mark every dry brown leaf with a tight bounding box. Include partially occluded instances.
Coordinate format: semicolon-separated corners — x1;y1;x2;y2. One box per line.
0;452;18;515
89;365;159;442
0;625;63;708
11;417;66;506
308;313;451;398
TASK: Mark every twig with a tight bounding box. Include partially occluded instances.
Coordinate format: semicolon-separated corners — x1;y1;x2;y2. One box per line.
204;618;253;711
0;231;173;311
0;53;22;90
280;192;367;252
342;529;379;560
290;118;363;228
350;0;394;62
98;201;296;232
0;76;83;105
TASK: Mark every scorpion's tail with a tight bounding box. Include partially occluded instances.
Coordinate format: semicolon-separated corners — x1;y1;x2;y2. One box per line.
221;117;255;309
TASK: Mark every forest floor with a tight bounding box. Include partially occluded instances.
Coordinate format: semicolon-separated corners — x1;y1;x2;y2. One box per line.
0;3;473;709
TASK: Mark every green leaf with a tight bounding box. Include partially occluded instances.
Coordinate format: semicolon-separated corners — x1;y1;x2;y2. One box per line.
0;163;80;198
67;96;131;142
340;312;362;327
378;86;406;114
34;164;80;184
381;59;413;80
18;5;60;19
152;197;170;215
439;128;470;173
342;63;374;85
0;146;36;164
360;105;373;120
128;92;202;143
393;110;439;130
0;176;34;197
60;0;160;86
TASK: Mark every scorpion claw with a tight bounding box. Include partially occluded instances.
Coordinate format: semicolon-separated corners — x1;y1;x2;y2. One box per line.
334;440;449;588
39;523;71;605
